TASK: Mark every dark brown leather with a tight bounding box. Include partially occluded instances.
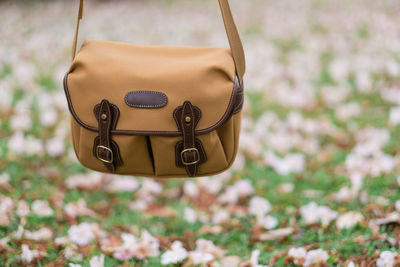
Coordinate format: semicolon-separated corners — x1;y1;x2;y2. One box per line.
94;101;120;130
93;137;123;171
175;139;206;168
93;99;123;172
63;73;243;136
232;80;244;114
125;91;168;109
173;101;206;177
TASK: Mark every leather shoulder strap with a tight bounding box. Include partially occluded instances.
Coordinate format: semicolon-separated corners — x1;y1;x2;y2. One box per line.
71;0;245;84
72;0;84;63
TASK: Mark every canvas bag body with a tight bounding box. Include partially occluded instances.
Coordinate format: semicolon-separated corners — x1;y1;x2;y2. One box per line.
64;0;246;178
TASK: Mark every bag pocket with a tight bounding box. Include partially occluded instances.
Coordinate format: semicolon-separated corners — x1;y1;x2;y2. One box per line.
71;112;241;177
216;112;242;166
149;130;229;177
148;136;187;177
74;124;155;176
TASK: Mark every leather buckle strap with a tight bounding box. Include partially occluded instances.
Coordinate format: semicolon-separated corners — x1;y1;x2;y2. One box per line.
181;148;200;165
93;99;123;173
96;145;114;164
173;101;206;177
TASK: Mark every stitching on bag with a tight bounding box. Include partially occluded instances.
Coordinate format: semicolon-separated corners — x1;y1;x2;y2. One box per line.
124;91;168;109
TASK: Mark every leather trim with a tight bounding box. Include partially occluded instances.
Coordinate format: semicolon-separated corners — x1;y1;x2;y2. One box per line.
93;136;123;171
63;73;243;136
232;80;244;114
173;105;202;132
94;103;120;129
173;101;206;177
175;139;207;168
93;100;123;172
125;91;168;109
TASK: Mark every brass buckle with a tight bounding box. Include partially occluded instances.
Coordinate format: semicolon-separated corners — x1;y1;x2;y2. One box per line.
181;148;200;166
96;145;114;164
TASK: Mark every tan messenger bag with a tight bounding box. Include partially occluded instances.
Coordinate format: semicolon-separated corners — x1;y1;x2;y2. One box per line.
63;0;246;178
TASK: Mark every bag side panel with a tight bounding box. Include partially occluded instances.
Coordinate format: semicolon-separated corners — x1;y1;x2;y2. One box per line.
196;131;229;174
217;111;242;165
71;115;81;156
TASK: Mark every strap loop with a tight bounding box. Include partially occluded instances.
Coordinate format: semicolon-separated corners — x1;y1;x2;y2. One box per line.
71;0;245;84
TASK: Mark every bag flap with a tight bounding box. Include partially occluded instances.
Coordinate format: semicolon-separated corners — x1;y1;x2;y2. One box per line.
64;40;239;135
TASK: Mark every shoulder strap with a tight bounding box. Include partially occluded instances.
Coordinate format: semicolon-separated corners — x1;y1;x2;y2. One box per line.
71;0;245;84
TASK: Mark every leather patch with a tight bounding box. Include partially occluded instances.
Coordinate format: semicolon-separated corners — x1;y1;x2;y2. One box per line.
125;91;168;109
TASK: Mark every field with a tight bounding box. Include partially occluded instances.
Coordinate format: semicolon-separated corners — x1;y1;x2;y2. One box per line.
1;0;400;266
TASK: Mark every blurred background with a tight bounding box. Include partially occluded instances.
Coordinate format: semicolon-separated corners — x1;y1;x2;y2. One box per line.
1;0;400;266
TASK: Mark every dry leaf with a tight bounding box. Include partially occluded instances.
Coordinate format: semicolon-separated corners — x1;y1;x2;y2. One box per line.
197;225;223;235
145;205;177;218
